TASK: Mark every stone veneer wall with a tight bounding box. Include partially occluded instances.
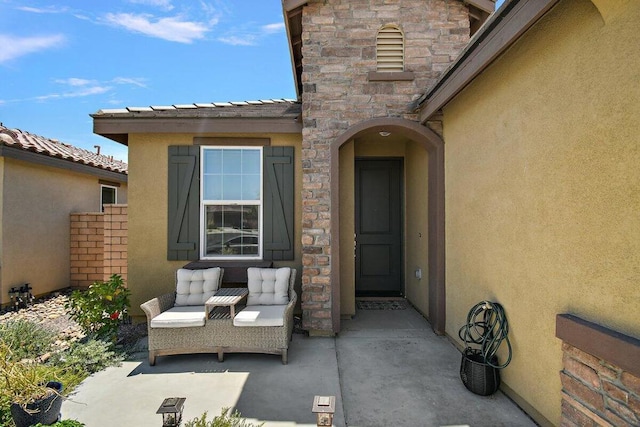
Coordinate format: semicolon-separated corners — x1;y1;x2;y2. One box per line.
70;204;128;287
560;343;640;426
299;0;470;332
556;314;640;427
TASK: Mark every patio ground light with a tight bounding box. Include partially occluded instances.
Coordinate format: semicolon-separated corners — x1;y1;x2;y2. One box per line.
312;395;336;426
156;397;185;427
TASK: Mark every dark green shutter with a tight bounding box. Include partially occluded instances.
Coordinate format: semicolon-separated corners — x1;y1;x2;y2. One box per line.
264;146;294;261
167;145;200;260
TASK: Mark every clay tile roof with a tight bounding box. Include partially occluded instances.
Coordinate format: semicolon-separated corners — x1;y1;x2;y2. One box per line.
0;125;128;174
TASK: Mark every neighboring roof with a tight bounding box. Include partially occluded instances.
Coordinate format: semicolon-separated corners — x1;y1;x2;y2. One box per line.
282;0;496;99
92;99;302;145
0;125;128;175
415;0;559;122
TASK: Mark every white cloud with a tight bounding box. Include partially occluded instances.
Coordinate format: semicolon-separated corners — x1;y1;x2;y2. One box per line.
217;35;256;46
112;77;148;88
55;78;96;87
127;0;174;11
0;34;66;63
217;21;285;47
103;13;210;43
35;85;111;101
262;23;285;34
16;6;68;14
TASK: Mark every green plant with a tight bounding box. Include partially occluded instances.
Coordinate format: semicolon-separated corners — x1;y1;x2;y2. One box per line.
0;320;55;361
66;274;131;341
0;342;61;409
184;408;264;427
48;339;123;375
0;394;13;426
34;420;85;426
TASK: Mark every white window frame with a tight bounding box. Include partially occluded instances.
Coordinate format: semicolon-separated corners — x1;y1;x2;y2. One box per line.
100;184;117;212
199;146;263;260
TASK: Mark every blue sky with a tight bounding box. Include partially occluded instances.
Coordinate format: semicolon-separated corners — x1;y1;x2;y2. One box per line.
0;0;296;161
1;1;505;163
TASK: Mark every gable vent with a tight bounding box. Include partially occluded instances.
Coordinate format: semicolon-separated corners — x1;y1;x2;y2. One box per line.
376;25;404;72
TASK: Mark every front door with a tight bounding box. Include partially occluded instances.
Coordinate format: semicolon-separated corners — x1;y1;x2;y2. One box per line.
355;158;403;296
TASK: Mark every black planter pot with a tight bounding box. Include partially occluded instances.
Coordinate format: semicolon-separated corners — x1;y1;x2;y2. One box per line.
10;381;63;427
460;349;500;396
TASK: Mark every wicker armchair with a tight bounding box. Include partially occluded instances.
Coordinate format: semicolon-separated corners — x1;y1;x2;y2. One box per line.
140;268;296;365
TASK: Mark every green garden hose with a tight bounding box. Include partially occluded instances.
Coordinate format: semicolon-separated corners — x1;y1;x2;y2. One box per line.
458;301;512;369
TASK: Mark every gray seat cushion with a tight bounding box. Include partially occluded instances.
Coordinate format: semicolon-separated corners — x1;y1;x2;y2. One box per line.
246;267;290;306
233;305;287;327
150;306;206;328
175;267;221;306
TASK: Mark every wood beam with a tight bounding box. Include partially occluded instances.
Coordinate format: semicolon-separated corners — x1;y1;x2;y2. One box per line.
465;0;495;13
283;0;307;12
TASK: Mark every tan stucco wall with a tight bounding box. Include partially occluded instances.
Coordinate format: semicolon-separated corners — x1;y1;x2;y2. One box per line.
127;134;303;318
404;141;429;317
338;137;431;317
339;141;356;317
0;158;127;304
442;0;640;424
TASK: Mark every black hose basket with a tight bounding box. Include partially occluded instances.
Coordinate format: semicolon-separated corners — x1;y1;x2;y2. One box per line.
460;348;500;396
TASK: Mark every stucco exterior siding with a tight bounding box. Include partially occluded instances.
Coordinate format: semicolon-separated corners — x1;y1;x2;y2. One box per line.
126;133;303;319
0;157;127;303
441;0;640;424
404;141;429;317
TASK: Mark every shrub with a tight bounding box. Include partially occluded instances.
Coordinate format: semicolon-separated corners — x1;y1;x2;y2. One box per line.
0;320;55;361
184;408;264;427
66;275;131;342
48;339;123;375
34;420;85;426
0;342;62;410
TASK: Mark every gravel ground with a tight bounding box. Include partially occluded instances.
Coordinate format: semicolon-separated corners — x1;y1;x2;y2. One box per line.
0;289;147;353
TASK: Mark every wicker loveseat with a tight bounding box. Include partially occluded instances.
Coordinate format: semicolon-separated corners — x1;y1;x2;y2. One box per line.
140;267;297;365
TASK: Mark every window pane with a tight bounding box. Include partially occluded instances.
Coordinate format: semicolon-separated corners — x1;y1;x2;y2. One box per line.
203;174;222;200
242;174;260;200
203;150;222;174
205;205;259;256
223;150;242;174
243;150;261;174
222;175;242;200
102;187;116;204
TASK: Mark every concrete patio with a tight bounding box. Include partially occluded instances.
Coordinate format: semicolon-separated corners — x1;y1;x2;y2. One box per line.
61;305;537;426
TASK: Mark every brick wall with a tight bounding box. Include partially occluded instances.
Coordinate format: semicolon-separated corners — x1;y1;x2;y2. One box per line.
70;205;127;287
70;212;104;287
300;0;470;332
103;205;128;282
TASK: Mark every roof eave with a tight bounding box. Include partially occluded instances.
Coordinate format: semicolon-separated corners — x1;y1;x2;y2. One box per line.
283;0;306;99
92;116;303;144
416;0;560;123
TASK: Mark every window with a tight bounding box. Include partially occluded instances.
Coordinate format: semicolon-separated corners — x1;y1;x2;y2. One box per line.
100;184;117;211
200;147;262;259
167;144;294;262
376;24;404;72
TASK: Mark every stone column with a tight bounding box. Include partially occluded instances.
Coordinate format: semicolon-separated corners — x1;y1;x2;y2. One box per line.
299;0;470;333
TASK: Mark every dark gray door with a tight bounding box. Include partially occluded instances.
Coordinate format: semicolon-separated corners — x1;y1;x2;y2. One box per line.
355;158;403;296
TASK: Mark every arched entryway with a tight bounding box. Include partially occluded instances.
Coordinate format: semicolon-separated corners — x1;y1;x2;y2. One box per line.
329;118;445;335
